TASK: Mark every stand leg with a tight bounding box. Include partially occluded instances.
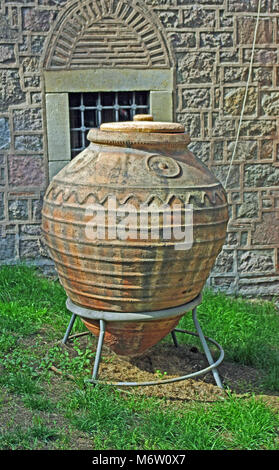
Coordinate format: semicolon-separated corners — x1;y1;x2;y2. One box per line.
192;308;223;389
171;330;179;348
91;319;106;382
62;313;77;344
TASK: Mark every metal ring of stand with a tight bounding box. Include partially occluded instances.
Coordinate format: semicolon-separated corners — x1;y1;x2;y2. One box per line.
61;295;224;389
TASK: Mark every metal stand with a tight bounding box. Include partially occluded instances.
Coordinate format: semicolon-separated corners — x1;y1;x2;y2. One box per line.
62;295;224;389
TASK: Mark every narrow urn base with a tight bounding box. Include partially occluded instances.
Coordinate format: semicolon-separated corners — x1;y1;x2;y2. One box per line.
81;315;184;357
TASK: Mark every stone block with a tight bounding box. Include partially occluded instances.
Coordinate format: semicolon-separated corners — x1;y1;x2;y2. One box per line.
237;17;273;44
158;10;179;28
23;75;41;89
261;195;273;209
220;50;240;63
44;69;173;93
238;280;279;298
228;0;267;12
0;14;18;40
8;155;46;187
19;239;41;259
260;140;273;160
177;52;215;84
31;35;47;54
182;6;215;28
0;234;16;260
177;0;223;3
0;45;15;64
146;0;176;5
22;8;56;32
226;231;238;247
176;113;201;138
14;135;43;152
253;213;279;245
31;93;42;105
38;0;67;5
32;196;44;221
18;35;29;53
227;140;257;161
239;120;276;137
212;141;224;162
13;108;42;131
0;191;4;220
238;249;274;273
0;70;25;112
8;199;28;220
46;93;71;162
0;166;5;186
181;88;211;110
20;224;42;236
223;66;249;83
168;32;196;49
240;232;248;245
244;164;279;187
236;192;259;219
220;11;234;27
260;91;279;116
0;118;10;150
212;114;236;137
200;33;233;48
212;250;235;274
224;87;257;116
21;57;40;74
244;48;277;65
210;276;236;292
252;67;273;87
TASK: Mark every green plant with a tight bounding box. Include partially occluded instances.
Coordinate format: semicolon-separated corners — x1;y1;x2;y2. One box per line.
154;369;168;379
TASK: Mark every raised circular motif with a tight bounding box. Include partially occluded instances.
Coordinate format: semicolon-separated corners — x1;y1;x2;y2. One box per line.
65;149;97;174
145;154;181;178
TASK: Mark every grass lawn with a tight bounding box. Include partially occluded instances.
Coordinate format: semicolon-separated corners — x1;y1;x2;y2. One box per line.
0;264;279;451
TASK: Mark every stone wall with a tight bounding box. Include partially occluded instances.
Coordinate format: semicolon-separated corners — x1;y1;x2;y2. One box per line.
0;0;279;297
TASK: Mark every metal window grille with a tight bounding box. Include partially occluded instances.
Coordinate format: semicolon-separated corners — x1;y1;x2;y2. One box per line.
69;91;149;159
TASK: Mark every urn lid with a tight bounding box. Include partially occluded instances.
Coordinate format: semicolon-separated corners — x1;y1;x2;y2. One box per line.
100;114;185;134
88;115;190;146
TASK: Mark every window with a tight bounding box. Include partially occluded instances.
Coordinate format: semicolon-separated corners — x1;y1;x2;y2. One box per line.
69;91;150;158
44;68;173;180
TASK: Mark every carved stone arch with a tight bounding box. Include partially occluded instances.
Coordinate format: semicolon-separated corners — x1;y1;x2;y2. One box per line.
43;0;173;70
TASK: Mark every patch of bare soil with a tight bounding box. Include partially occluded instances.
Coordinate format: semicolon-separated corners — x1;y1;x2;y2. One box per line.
62;334;278;405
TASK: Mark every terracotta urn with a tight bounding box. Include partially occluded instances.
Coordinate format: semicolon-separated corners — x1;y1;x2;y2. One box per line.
42;115;228;356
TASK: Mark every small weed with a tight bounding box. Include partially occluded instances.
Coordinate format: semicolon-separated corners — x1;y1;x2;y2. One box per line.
41;341;96;378
154;369;168;379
